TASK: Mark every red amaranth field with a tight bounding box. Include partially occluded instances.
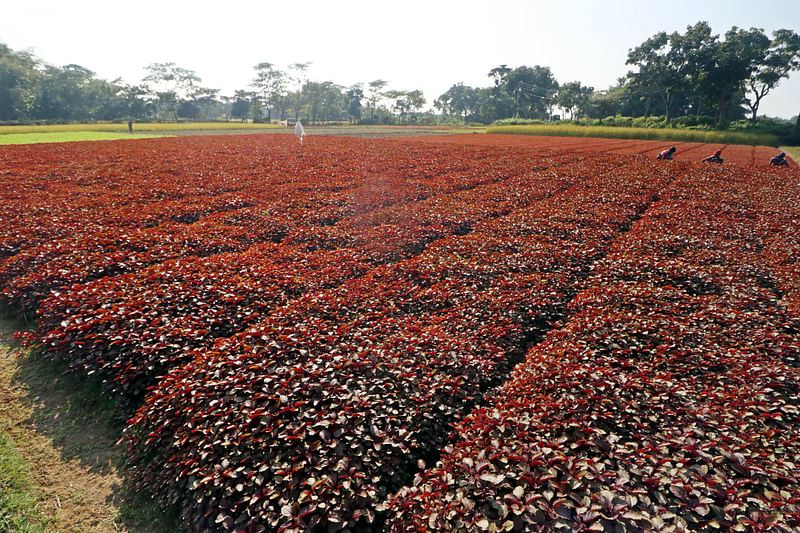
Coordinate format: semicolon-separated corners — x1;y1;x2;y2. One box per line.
420;133;796;167
1;134;799;532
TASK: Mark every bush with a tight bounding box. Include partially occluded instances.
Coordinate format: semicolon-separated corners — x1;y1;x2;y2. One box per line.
601;115;631;127
632;116;658;128
492;118;548;126
671;115;715;128
491;114;798;144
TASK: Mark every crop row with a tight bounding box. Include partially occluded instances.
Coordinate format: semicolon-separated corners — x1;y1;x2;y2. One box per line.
422;134;795;167
120;156;673;531
385;163;800;532
26;143;622;403
7;136;593;314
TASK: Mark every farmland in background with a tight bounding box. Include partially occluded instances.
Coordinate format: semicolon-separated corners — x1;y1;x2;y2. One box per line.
1;133;798;531
487;124;782;147
0;124;483;145
0;122;285;135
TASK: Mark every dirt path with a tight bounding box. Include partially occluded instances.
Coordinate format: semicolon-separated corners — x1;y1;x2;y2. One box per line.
0;315;180;532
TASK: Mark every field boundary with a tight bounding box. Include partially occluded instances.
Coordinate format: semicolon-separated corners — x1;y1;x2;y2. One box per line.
487;123;780;146
0;315;183;533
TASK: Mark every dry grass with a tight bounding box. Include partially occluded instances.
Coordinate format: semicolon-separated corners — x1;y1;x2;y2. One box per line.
487;124;781;146
781;146;800;165
0;315;181;532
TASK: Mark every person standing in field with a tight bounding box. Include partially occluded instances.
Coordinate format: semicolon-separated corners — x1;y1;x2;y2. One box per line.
295;120;305;147
657;146;676;160
769;152;789;166
701;148;724;164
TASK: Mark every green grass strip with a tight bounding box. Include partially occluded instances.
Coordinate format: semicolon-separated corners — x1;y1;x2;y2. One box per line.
487;124;780;146
0;131;166;145
780;146;800;164
0;431;49;533
0;122;284;135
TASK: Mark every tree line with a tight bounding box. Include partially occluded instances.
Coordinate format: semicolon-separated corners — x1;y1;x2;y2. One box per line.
1;21;798;127
0;48;430;126
440;22;800;127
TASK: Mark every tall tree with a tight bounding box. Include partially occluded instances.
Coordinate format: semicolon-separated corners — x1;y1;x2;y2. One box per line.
230;90;255;121
480;72;514;122
744;29;800;122
586;88;623;119
0;42;40;121
485;64;557;120
474;87;502;123
88;77;130;120
557;81;593;119
287;62;311;121
488;65;512;88
404;89;426;117
385;89;425;123
118;83;150;120
302;81;344;124
143;62;200;120
345;84;363;124
696;27;767;127
626;22;714;122
32;64;98;121
621;70;661;117
366;79;388;122
251;62;286;123
435;83;478;122
190;86;221;120
505;65;558;119
143;62;200;97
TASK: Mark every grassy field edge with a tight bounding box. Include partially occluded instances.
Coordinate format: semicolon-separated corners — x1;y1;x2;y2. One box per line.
0;132;167;145
781;146;800;164
0;124;484;145
0;431;49;532
487;123;781;146
0;122;284;134
0;313;183;533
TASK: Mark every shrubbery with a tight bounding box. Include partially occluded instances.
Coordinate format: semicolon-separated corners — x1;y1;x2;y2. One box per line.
492;114;799;145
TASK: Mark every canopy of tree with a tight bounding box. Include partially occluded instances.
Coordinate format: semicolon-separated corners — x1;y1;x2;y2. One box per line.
1;22;798;126
624;22;800;126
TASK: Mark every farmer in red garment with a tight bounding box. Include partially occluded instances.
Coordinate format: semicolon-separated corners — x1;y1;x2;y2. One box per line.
701;148;724;164
657;146;676;160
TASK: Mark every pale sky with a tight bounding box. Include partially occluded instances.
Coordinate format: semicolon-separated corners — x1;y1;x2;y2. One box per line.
2;0;799;118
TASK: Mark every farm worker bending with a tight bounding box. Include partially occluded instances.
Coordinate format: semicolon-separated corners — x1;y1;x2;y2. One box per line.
701;148;724;164
770;152;789;166
657;146;676;160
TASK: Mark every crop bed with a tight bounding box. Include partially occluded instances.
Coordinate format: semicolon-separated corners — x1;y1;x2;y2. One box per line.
1;134;799;532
